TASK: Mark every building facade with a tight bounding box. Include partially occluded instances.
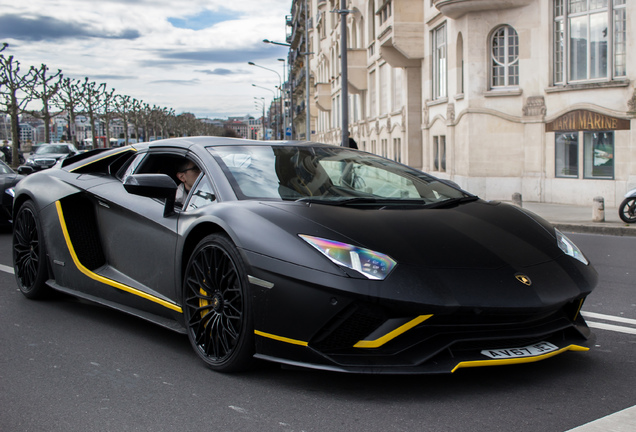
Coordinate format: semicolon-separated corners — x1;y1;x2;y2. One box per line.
296;0;635;206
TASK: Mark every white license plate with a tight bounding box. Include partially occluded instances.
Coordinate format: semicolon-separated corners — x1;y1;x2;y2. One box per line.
481;341;559;359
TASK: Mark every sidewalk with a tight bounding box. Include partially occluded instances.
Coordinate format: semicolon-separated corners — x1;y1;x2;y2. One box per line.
507;201;636;237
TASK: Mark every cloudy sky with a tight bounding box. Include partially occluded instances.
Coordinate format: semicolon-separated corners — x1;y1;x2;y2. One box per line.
0;0;290;119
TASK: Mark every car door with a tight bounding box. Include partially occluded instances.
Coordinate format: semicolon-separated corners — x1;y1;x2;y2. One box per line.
84;148;189;316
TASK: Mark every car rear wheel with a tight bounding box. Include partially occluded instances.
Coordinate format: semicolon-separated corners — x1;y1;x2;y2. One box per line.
13;201;50;299
182;234;254;372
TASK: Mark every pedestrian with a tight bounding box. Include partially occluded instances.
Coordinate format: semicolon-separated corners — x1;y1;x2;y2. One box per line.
348;132;358;149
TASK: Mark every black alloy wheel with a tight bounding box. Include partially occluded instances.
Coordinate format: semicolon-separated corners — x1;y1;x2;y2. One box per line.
183;234;254;372
619;197;636;223
13;201;50;299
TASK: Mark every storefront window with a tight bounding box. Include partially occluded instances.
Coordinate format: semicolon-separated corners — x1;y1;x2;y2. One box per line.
555;132;579;177
555;131;615;179
584;131;614;179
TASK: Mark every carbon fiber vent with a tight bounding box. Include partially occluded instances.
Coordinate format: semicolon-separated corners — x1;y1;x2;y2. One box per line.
61;196;106;270
311;304;386;352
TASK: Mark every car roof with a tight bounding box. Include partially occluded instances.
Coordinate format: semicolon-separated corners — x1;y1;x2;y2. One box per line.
136;136;336;152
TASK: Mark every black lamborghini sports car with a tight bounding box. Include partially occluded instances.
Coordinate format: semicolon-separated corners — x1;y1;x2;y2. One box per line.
12;137;597;374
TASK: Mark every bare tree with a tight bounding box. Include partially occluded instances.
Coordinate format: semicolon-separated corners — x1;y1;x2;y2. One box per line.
54;78;82;145
141;102;152;141
78;77;106;148
26;64;63;144
161;107;176;139
100;87;116;146
129;98;145;141
174;112;193;137
114;94;134;145
0;45;37;166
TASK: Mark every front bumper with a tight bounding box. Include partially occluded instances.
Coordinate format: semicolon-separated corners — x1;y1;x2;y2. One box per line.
245;250;595;374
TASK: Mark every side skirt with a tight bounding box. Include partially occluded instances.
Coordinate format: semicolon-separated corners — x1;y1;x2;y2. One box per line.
46;280;187;334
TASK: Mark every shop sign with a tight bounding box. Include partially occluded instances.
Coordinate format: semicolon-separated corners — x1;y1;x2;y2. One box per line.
546;110;630;132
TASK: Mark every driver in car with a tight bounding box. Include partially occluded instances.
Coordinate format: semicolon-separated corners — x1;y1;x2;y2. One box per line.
175;160;201;206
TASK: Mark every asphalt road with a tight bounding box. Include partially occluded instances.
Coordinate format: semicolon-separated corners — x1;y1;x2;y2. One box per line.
0;229;634;432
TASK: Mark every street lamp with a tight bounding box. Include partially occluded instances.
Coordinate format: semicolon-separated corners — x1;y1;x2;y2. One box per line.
334;1;351;148
248;61;282;139
263;35;311;141
278;58;287;139
252;84;277;139
252;83;276;98
254;97;265;140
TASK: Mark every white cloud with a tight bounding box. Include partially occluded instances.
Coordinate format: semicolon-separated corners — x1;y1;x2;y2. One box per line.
0;0;290;119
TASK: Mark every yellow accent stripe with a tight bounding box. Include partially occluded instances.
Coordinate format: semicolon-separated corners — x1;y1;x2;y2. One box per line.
354;314;433;348
55;201;182;313
451;344;589;373
254;330;309;346
573;298;585;320
69;147;137;172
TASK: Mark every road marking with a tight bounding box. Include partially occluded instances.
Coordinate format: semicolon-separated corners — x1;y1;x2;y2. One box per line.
565;405;636;431
582;311;636;335
586;321;636;335
0;264;13;274
581;311;636;326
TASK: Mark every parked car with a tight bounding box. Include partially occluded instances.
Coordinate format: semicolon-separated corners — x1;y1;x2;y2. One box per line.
29;143;48;155
0;160;24;225
18;143;79;174
12;137;597;374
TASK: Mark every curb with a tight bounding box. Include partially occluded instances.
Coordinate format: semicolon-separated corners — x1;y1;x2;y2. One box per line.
553;223;636;237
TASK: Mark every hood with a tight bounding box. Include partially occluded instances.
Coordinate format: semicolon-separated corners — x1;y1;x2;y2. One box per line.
264;200;560;270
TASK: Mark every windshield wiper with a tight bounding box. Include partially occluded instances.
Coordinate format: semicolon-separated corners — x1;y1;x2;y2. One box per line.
295;197;372;206
424;195;479;209
296;197;427;207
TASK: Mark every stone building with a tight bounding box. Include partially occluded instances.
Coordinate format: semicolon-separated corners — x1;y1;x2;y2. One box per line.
296;0;635;206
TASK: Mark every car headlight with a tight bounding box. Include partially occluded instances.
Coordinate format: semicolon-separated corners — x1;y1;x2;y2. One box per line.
299;234;397;280
5;187;15;198
555;229;588;265
26;159;35;166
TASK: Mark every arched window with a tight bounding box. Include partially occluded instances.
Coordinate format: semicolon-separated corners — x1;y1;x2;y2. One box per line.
350;19;358;49
491;25;519;88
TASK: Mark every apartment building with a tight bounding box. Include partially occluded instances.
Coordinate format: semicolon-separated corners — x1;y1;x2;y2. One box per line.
298;0;634;205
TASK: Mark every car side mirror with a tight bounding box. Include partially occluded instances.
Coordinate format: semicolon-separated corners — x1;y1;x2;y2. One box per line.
123;173;177;217
17;166;34;175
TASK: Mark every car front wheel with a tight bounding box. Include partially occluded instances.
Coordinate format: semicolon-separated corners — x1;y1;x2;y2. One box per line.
13;200;50;299
182;234;254;372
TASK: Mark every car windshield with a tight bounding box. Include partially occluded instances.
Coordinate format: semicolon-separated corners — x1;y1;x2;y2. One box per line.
209;145;472;206
36;145;70;155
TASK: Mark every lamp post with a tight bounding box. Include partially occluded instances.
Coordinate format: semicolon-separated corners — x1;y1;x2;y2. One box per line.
254;97;265;140
252;83;276;98
263;35;311;141
248;61;283;139
336;1;350;147
278;58;287;139
252;84;277;139
304;0;311;141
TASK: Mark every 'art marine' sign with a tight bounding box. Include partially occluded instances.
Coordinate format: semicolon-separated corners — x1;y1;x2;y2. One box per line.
546;110;630;132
